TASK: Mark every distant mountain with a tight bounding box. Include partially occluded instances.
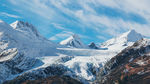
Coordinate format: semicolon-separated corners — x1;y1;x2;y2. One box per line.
88;42;99;49
96;38;150;84
60;34;86;48
100;30;143;51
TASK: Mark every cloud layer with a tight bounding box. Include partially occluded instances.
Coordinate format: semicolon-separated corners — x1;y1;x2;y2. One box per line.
4;0;150;43
0;12;21;18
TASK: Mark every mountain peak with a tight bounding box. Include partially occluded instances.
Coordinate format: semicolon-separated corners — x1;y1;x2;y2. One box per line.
60;34;86;48
124;29;137;35
100;29;143;50
88;42;99;49
10;20;39;37
120;29;143;42
10;20;34;29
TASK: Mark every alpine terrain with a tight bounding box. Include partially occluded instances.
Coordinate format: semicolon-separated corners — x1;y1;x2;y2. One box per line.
96;38;150;84
0;20;148;84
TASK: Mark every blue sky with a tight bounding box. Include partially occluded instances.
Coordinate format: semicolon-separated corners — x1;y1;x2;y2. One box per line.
0;0;150;44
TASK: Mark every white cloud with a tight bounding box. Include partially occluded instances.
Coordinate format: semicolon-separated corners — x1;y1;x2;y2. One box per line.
49;31;90;41
0;12;21;18
7;0;150;41
92;0;150;22
97;35;107;41
9;0;56;19
49;36;58;41
49;31;73;41
51;23;66;30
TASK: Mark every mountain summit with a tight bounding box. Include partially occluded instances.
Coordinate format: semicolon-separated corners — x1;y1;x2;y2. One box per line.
120;29;143;42
60;34;86;48
88;42;99;49
10;21;40;37
100;29;143;51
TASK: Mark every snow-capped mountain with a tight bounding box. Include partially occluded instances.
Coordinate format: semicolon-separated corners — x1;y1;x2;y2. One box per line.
0;20;148;84
9;20;58;56
60;34;87;48
10;21;40;39
0;20;59;83
96;38;150;84
100;30;143;51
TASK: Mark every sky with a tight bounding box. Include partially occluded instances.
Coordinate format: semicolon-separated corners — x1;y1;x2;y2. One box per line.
0;0;150;44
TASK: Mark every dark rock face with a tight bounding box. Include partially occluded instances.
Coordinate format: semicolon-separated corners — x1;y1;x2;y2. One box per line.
95;39;150;84
0;52;38;83
4;76;82;84
4;64;76;84
88;42;99;49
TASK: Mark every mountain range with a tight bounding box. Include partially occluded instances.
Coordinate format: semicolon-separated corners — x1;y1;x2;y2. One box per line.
0;20;149;84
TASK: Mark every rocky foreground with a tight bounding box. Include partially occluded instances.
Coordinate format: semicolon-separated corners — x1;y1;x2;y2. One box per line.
95;39;150;84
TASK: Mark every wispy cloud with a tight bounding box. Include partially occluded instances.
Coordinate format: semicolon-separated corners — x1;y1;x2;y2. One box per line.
0;12;21;18
97;35;107;41
49;30;89;41
49;31;73;41
6;0;150;43
51;23;67;30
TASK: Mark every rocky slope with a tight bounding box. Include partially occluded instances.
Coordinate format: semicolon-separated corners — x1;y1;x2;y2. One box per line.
96;38;150;84
5;76;82;84
4;64;83;84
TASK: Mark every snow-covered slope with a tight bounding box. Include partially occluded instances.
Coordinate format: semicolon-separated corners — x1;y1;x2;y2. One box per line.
96;38;150;84
0;20;59;83
60;34;87;48
10;21;40;39
58;30;144;82
100;30;143;51
9;20;58;56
